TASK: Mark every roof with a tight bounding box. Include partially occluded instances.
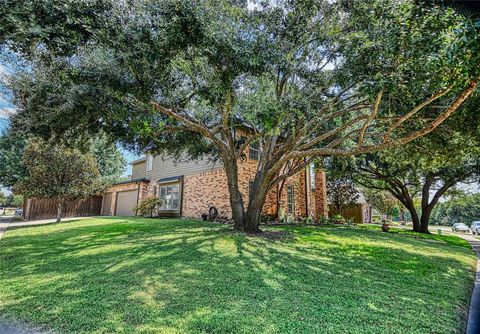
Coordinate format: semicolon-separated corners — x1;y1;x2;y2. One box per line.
157;175;184;184
111;178;150;186
129;157;146;165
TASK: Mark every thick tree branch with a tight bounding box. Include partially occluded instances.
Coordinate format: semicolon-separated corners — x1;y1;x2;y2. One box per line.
383;87;452;142
152;102;229;151
358;90;383;146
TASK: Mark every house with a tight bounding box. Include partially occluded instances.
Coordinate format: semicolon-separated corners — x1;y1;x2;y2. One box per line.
102;143;329;221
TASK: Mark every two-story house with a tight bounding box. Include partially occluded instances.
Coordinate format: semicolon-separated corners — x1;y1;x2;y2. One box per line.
101;143;328;221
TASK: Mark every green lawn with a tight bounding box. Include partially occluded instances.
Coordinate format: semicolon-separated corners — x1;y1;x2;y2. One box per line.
0;218;476;334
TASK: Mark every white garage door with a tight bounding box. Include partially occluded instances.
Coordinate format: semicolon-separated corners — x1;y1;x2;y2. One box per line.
115;190;138;216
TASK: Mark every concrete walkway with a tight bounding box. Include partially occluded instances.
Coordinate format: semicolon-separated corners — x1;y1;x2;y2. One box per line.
0;215;12;240
7;216;91;229
0;319;53;334
454;233;480;334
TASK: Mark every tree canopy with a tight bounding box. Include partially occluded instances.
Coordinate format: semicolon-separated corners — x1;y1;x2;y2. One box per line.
432;192;480;226
338;96;480;232
17;140;102;223
0;129;126;190
2;0;479;231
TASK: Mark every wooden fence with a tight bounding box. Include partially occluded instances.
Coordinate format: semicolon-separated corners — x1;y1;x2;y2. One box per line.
23;197;103;220
328;204;368;224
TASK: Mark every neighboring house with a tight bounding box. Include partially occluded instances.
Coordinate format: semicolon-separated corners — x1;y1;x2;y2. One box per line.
102;143;329;221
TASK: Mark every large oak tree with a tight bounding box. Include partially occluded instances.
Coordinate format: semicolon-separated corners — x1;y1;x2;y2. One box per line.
1;0;479;232
341;101;480;233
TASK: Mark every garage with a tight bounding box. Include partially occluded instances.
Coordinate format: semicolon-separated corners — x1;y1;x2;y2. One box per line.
115;190;139;216
102;192;113;216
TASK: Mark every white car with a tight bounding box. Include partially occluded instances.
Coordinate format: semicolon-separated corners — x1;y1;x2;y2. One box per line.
452;223;470;233
471;221;480;235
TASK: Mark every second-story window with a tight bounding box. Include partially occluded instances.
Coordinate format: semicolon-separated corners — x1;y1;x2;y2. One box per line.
146;154;154;171
249;141;259;161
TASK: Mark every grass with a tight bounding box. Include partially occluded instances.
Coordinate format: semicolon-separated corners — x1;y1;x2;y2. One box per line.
358;224;472;248
0;218;476;334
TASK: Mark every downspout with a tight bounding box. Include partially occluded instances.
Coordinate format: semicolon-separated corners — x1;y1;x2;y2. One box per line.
304;159;309;217
135;182;141;216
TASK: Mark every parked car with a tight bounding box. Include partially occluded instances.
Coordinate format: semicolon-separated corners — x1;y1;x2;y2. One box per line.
14;208;23;217
471;221;480;235
452;223;470;233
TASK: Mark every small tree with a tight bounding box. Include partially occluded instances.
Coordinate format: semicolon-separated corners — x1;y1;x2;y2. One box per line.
0;191;5;205
0;129;126;190
0;191;6;214
133;197;164;217
327;179;359;214
363;189;399;222
17;140;101;223
5;194;23;207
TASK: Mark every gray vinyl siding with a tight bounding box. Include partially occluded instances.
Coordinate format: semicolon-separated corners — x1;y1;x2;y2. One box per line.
146;154;220;181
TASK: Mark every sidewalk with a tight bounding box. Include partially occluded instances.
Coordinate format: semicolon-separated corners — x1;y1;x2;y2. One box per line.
0;215;12;240
0;216;93;241
7;216;91;229
456;233;480;334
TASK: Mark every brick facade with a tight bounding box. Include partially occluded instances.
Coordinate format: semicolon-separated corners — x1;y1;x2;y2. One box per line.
102;179;150;216
105;146;328;221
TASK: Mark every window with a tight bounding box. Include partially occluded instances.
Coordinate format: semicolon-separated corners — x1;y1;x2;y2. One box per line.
146;154;154;171
310;164;316;190
287;186;294;215
159;184;180;211
249;141;259;160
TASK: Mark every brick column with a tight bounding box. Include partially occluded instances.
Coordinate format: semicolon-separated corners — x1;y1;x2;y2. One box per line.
314;170;328;220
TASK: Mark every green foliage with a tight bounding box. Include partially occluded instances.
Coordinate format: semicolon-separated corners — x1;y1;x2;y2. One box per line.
133;197;164;217
4;194;22;207
326;178;359;212
16;140;101;203
432;193;480;226
333;99;480;231
363;189;400;219
0;217;474;333
0;129;126;190
1;0;478;157
0;191;6;205
89;134;126;186
0;130;27;189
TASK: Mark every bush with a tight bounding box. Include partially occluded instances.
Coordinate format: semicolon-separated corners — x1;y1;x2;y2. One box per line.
133;197;163;217
300;216;314;224
331;214;346;224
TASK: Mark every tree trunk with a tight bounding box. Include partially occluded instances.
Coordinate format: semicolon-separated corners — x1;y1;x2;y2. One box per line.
223;159;246;231
244;176;269;233
420;206;433;234
403;200;421;232
56;200;64;224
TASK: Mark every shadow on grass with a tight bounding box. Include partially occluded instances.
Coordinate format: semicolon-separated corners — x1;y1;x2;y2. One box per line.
0;218;475;334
